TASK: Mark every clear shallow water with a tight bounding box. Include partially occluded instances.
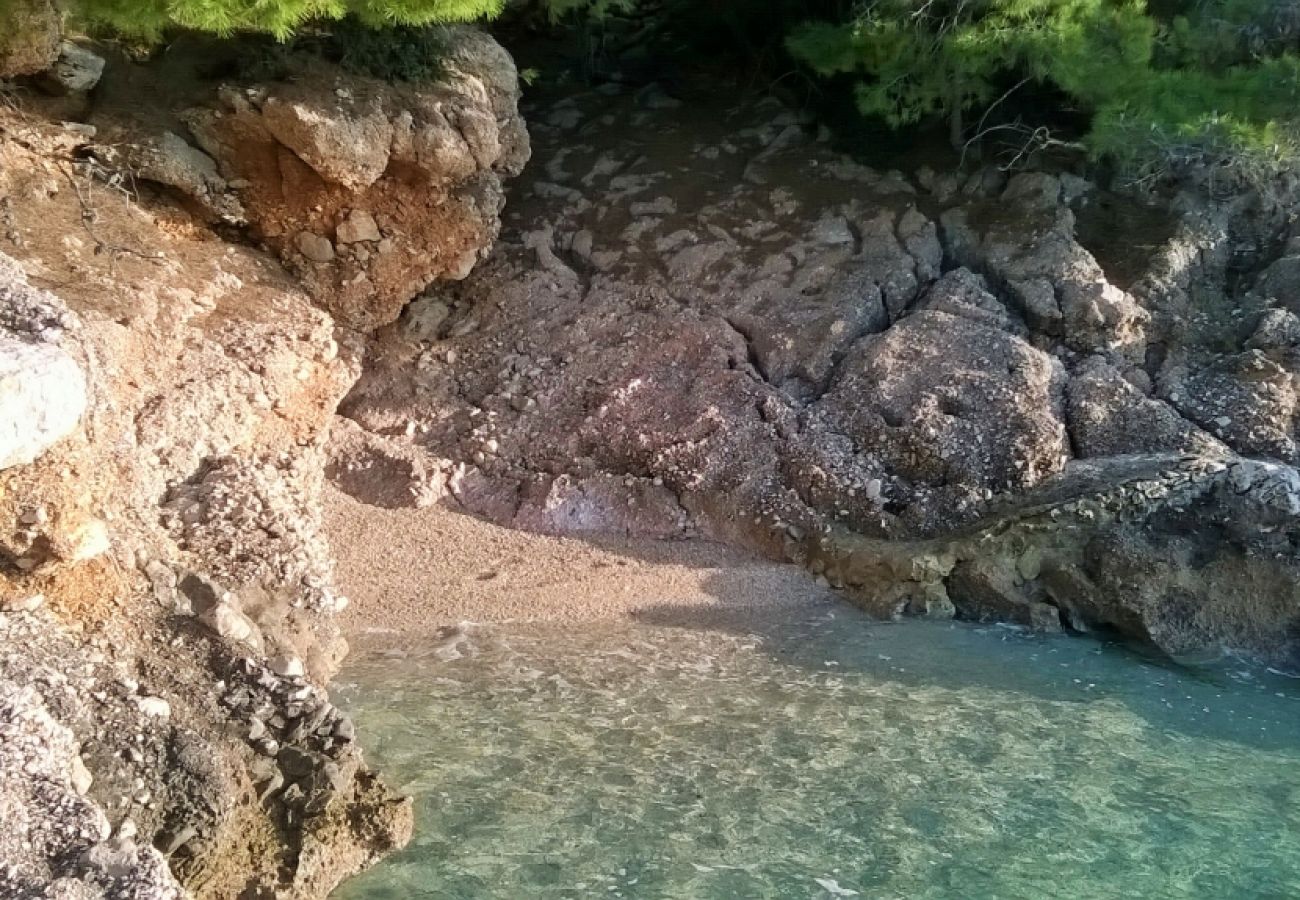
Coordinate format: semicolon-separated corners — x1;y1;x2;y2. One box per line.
332;604;1300;900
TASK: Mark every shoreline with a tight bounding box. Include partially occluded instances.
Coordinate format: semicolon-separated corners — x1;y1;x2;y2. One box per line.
325;484;838;635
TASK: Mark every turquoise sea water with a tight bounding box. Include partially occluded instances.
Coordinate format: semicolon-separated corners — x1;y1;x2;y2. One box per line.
332;604;1300;900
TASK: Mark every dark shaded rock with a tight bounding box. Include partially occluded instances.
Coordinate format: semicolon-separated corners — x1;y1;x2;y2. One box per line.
942;173;1148;357
1163;352;1298;462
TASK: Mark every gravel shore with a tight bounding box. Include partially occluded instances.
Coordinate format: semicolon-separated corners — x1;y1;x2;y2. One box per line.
326;485;835;635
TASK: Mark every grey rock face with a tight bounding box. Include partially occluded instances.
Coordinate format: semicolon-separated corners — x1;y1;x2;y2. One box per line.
809;309;1069;534
118;130;245;224
1163;352;1299;463
1067;357;1224;458
0;337;86;470
0;252;79;341
0;254;86;471
41;41;105;94
336;79;1300;668
0;675;184;899
943;173;1148;357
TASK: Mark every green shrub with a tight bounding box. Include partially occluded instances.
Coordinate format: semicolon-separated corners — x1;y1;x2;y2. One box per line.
538;0;635;22
328;17;453;81
69;0;505;41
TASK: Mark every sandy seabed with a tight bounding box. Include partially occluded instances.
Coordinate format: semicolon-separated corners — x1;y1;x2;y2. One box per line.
326;485;835;635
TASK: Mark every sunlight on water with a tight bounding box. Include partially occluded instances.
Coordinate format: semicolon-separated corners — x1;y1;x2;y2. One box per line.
332;606;1300;899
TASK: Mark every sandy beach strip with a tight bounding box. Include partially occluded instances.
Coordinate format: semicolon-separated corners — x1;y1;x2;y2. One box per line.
325;484;836;635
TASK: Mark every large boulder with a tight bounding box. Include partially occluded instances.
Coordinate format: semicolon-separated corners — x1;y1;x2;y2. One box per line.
806;305;1070;534
177;26;530;331
0;254;85;470
1161;351;1299;463
1067;357;1224;458
0;338;85;470
1074;459;1300;666
39;41;104;94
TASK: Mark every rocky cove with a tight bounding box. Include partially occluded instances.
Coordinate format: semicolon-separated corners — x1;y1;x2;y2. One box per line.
0;14;1298;900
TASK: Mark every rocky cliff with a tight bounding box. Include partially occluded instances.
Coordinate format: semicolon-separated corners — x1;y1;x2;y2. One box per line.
3;17;1300;900
337;79;1300;670
0;26;526;898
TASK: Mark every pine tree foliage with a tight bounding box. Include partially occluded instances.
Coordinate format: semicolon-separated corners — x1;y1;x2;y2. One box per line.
69;0;505;40
539;0;635;22
787;0;1300;182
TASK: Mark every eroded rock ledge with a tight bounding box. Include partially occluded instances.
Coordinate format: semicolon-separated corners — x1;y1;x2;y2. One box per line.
0;26;526;899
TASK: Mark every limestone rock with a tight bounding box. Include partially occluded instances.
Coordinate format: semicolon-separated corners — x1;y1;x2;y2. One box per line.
1163;352;1298;463
1254;254;1300;310
336;209;381;244
943;173;1148;357
135;696;171;719
40;41;105;94
198;598;263;649
178;26;531;330
1247;307;1300;351
913;267;1020;332
403;294;452;343
268;654;305;678
0;336;87;470
117;131;244;224
0;252;79;342
297;232;336;264
261;95;394;192
809;309;1070;533
1067;357;1224;458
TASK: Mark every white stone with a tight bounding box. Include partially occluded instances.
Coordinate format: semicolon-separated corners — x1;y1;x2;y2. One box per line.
1;593;44;612
44;42;105;94
267;654;304;678
135;696;171;719
404;295;451;343
70;753;94;795
65;518;110;562
0;336;87;469
198;601;263;650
